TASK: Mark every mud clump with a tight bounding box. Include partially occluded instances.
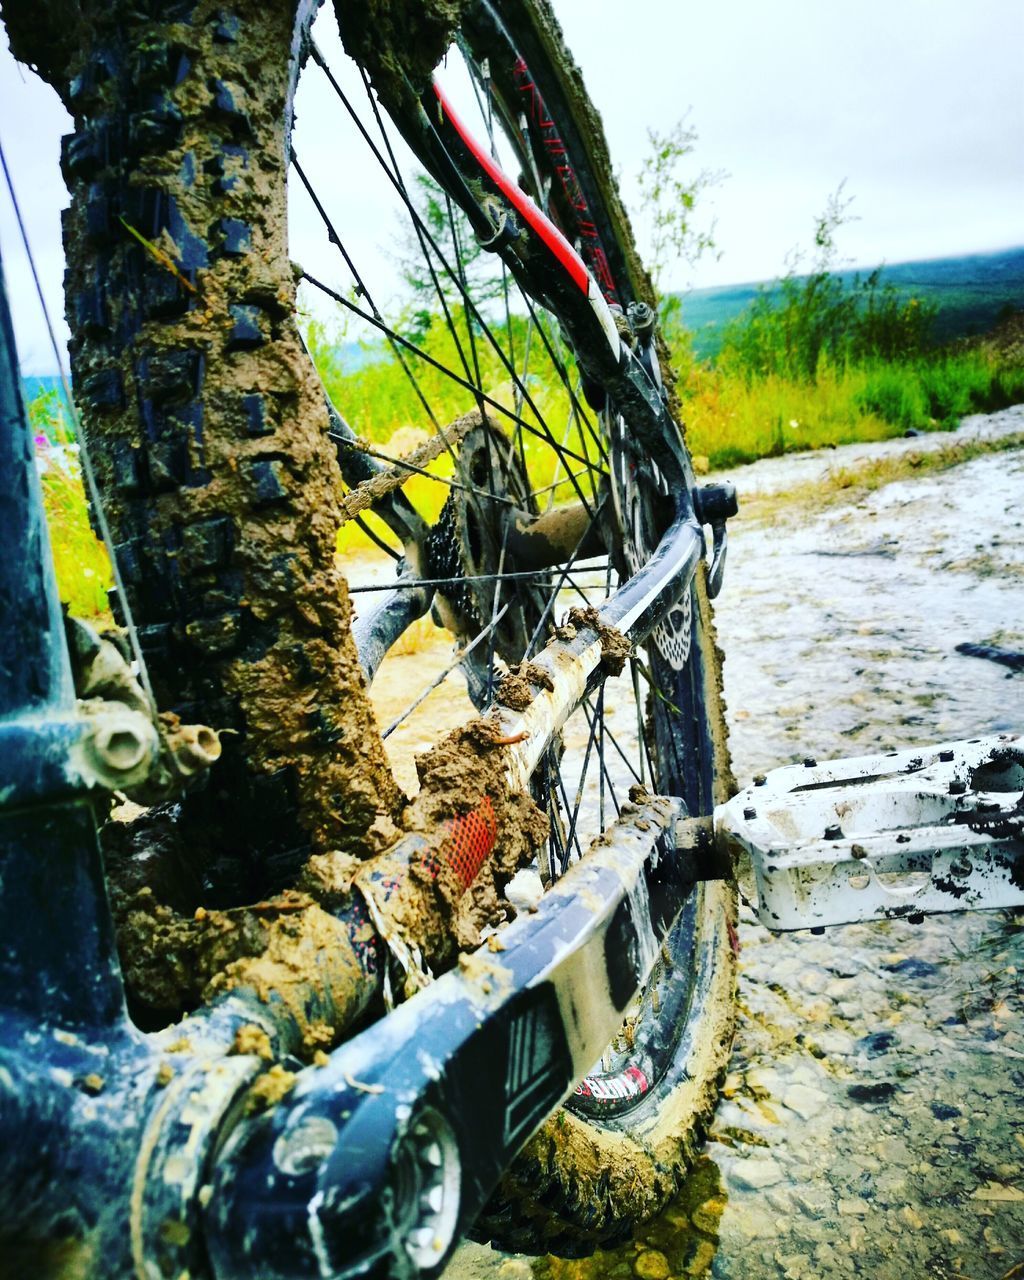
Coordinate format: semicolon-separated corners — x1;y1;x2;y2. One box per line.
335;0;468;114
517;661;555;691
495;660;556;711
231;1023;273;1060
412;718;548;956
244;1063;297;1113
463;716;528;747
103;703;547;1031
495;674;534;712
114;885;375;1054
114;888;268;1016
567;605;631;676
353;721;548;992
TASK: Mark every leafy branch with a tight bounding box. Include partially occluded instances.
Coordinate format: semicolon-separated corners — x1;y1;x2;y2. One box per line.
636;114;725;298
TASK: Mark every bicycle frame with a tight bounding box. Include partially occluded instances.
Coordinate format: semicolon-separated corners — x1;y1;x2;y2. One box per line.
0;150;727;1280
0;8;736;1274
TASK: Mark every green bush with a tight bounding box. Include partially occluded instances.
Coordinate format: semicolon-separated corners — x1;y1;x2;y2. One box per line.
854;366;931;431
851;353;1022;434
719;270;938;385
995;364;1024;406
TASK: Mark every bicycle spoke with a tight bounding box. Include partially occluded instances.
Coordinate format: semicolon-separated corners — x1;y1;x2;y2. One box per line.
598;683;606;831
564;688;602;858
306;46;605;515
292;158;442;433
443;189;486;399
331;433;522;510
354;514;402;560
521;508;606;660
633;653;663;791
381;600;513;739
465;52;534;457
355;64;480;398
520;289;608;465
530;466;595;499
580;690;622;821
346;568;607;594
453;39;606;471
637;652;691;795
302;271;599;483
292;162;485;524
484;521;510;703
583;695;642;787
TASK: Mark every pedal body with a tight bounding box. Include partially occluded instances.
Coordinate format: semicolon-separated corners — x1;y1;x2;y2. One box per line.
717;735;1024;931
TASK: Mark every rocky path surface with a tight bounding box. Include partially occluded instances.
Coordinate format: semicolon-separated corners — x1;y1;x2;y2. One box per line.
446;405;1024;1280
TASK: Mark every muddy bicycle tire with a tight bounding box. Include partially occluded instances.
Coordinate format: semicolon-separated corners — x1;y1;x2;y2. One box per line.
396;2;737;1253
2;0;737;1254
1;0;409;931
326;0;738;1253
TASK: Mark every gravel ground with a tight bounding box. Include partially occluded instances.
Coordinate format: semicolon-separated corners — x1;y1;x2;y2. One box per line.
445;405;1024;1280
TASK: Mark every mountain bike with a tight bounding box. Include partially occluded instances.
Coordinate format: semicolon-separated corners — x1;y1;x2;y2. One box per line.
0;0;741;1274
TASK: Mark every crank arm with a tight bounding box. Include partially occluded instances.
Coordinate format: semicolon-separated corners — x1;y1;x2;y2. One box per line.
718;735;1024;931
204;792;717;1280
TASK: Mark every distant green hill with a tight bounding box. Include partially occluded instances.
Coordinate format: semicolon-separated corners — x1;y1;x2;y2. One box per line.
676;245;1024;360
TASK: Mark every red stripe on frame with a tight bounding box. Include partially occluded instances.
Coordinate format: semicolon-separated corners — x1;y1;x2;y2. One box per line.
431;79;591;296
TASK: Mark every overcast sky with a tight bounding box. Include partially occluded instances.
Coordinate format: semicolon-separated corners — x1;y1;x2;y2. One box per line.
2;0;1022;373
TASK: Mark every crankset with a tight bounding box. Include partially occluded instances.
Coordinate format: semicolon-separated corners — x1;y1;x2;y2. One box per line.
204;792;712;1278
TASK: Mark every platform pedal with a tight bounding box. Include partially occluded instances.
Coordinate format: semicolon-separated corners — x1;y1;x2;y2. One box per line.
716;735;1024;931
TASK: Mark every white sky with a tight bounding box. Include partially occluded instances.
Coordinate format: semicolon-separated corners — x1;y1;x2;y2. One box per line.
1;0;1022;373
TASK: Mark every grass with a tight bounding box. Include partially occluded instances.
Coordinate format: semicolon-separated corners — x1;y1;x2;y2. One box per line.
31;391;113;622
674;347;1024;472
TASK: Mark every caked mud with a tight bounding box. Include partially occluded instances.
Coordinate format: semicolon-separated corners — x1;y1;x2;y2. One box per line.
109;706;551;1031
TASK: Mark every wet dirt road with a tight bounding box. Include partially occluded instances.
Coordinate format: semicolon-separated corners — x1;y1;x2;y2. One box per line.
429;405;1024;1279
661;405;1024;1280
